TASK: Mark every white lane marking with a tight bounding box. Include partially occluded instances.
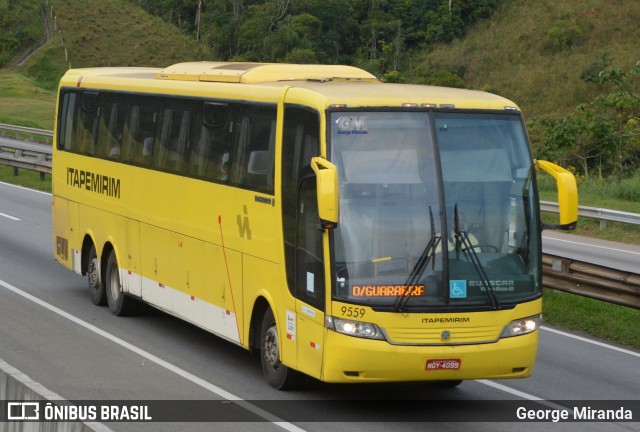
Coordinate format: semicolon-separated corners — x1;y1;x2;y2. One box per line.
476;379;541;400
476;380;582;415
542;326;640;358
544;235;640;256
0;211;21;221
0;278;306;432
0;181;51;196
477;326;640;414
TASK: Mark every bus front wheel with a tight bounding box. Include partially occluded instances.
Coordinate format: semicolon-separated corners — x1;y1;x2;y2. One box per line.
105;251;139;316
260;308;300;390
87;245;106;306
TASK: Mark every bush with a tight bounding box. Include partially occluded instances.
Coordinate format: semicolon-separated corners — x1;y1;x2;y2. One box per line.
285;48;317;64
539;171;640;202
381;70;404;83
543;17;583;53
421;70;466;88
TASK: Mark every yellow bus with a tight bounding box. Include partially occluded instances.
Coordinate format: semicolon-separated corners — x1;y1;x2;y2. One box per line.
52;62;578;389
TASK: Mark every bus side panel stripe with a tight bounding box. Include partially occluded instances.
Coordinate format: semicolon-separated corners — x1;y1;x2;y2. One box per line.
126;270;241;344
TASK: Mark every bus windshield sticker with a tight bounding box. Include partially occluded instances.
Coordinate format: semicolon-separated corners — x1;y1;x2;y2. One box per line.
306;272;315;294
449;280;467;298
336;116;368;135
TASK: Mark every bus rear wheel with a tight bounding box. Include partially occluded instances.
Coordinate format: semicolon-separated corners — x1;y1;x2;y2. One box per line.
260;308;300;390
105;251;139;316
87;245;106;306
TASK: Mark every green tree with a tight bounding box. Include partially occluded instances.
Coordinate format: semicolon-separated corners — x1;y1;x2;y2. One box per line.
134;0;502;75
537;63;640;179
593;64;640;175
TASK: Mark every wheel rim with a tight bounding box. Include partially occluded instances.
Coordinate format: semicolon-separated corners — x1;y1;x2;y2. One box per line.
109;266;120;301
264;325;280;370
88;257;99;288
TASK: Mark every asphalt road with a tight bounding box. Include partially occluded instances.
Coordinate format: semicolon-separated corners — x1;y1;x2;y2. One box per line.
0;181;638;432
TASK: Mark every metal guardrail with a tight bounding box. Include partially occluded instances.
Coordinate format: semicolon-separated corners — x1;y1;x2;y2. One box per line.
541;200;640;229
542;254;640;309
0;123;53;143
538;203;640;309
0;124;53;179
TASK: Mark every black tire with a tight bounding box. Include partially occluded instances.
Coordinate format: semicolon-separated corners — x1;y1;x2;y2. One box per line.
260;308;301;390
87;245;106;306
105;251;139;316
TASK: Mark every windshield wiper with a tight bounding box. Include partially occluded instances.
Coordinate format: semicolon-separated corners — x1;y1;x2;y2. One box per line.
452;205;500;309
394;206;440;312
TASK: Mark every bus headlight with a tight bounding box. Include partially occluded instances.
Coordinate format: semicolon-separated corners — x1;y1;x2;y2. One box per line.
500;315;541;338
325;316;385;340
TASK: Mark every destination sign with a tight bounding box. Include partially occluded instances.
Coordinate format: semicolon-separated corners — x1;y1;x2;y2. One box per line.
351;284;425;297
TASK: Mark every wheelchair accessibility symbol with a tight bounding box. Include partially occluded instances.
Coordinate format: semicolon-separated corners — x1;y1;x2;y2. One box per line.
449;280;467;298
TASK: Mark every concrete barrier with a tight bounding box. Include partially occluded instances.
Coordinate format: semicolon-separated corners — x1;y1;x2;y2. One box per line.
0;359;111;432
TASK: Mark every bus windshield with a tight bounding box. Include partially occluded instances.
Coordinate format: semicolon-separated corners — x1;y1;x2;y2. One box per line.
330;111;541;311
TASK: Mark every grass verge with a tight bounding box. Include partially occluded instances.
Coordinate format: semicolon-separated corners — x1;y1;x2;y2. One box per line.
543;289;640;349
539;175;640;245
0;71;56;129
0;165;51;192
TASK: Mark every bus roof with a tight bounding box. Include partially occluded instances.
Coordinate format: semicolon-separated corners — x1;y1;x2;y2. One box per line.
61;62;520;111
156;62;378;83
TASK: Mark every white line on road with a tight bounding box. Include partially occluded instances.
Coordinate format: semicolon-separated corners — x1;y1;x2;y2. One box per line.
0;278;306;432
544;234;640;257
477;325;640;416
476;379;541;400
0;180;51;196
476;380;578;416
0;211;20;221
542;326;640;358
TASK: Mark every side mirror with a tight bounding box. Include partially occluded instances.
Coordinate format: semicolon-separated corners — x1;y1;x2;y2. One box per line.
535;160;578;230
310;157;339;229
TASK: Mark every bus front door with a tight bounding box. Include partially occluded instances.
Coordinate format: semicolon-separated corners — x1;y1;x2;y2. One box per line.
294;177;326;379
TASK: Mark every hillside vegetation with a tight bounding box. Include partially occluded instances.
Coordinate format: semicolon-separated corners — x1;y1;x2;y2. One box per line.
0;1;44;67
424;0;640;193
0;71;55;127
0;0;211;128
422;0;640;118
23;0;210;90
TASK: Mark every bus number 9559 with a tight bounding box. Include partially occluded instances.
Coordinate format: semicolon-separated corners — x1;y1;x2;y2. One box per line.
340;306;366;318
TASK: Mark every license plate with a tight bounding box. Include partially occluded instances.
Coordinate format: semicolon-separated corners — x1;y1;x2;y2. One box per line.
426;359;461;370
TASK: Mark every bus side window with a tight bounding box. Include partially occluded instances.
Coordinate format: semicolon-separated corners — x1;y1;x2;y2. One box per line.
123;96;159;166
119;105;138;161
189;102;231;181
155;101;193;174
230;105;276;193
72;91;100;155
57;91;77;151
96;93;125;159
